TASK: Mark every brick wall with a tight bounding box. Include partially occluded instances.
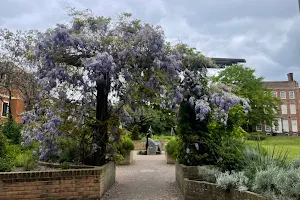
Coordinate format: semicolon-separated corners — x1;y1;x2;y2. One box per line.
0;161;115;200
175;162;267;200
175;162;199;194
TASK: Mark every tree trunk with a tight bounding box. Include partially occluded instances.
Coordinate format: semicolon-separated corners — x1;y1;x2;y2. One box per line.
93;77;110;166
8;89;13;123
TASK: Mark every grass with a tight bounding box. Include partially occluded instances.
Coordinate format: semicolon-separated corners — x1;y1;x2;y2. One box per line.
245;136;300;160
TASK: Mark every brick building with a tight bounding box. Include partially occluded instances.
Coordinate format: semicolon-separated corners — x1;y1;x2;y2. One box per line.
261;73;300;135
0;89;25;123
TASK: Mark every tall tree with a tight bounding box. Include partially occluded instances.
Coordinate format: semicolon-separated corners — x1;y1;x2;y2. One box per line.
213;64;280;132
22;11;183;166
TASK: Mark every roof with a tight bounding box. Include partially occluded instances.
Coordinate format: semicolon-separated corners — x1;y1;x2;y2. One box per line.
263;81;299;89
210;58;246;68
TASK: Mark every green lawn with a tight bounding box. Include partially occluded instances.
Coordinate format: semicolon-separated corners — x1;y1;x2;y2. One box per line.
245;136;300;160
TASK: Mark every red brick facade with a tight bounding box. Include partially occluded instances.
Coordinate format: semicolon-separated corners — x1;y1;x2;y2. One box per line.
0;89;25;123
262;73;300;135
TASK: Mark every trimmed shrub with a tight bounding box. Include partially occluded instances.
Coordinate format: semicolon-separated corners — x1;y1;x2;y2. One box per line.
245;132;265;141
122;136;135;153
165;137;180;159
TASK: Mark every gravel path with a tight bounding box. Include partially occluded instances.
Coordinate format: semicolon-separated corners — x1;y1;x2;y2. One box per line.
101;151;183;200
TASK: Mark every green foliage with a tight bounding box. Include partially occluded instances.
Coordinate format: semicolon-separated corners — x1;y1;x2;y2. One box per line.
165;137;180;159
0;132;8;156
213;65;281;132
197;165;221;183
131;125;140;140
245;132;266;141
122;136;135;153
0;157;13;172
1;121;23;144
216;171;249;191
217;138;245;171
125;105;175;136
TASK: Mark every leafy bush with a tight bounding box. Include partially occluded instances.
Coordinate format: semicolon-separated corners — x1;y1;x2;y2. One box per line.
122;136;135;153
252;167;279;193
245;132;265;141
216;171;249;191
1;121;23;144
165;137;180;159
290;158;300;169
14;150;37;171
197;165;221;183
0;132;8;156
274;168;300;199
218;138;245;171
131;125;140;140
0;157;13;172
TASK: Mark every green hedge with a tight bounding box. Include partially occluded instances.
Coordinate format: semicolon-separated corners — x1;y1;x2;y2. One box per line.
245;132;266;141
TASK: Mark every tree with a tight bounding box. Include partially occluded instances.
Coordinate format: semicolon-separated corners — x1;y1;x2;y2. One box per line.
21;11;183;166
0;29;40;119
213;64;280;132
19;10;250;167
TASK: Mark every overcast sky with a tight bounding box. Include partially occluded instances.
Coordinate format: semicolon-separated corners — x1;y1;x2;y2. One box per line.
1;0;300;82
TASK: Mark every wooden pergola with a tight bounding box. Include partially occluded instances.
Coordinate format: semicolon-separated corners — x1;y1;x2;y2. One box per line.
210;57;246;68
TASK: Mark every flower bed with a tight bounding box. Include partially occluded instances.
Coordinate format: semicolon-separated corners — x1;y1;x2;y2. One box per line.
175;162;267;200
183;179;267;200
0;161;115;200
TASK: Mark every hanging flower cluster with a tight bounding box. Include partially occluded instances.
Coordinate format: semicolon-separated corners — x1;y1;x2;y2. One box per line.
21;105;64;160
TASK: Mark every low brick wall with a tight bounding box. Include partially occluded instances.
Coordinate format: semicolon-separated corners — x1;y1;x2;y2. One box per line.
175;162;267;200
0;161;116;200
165;152;175;164
119;151;133;165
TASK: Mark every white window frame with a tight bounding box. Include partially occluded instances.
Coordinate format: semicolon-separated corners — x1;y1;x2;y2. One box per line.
290;104;296;114
1;101;9;118
289;91;295;99
292;120;298;132
256;124;262;131
280;91;286;99
283;120;289;132
281;104;287;114
265;125;271;132
271;91;277;97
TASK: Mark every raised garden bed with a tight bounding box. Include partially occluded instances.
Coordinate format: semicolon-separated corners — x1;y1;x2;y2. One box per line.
175;162;267;200
119;151;134;165
165;152;175;164
0;161;116;200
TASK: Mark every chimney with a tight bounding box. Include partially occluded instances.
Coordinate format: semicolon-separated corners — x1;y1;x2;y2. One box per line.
288;73;294;81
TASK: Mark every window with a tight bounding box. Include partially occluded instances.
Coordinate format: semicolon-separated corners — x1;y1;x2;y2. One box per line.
289;91;295;99
280;91;286;99
265;125;271;132
281;104;287;114
272;91;277;97
1;102;8;117
283;120;289;132
256;124;262;131
292;120;298;132
272;121;279;132
290;104;296;114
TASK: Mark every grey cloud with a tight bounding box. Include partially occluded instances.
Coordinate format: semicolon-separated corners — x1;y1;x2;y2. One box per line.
0;0;300;82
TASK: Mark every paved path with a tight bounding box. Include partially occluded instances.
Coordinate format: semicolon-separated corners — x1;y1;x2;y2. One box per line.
101;151;183;200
